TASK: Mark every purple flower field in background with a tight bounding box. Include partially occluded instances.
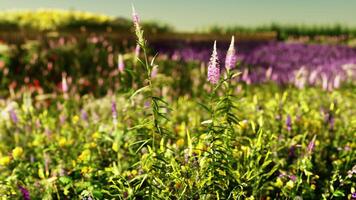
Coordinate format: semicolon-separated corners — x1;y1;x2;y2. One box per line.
154;41;356;88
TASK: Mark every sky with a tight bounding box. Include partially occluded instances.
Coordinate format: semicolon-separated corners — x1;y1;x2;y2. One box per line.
1;0;356;31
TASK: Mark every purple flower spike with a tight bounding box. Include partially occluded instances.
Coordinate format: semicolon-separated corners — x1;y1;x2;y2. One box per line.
9;108;18;124
225;36;237;70
81;109;88;121
286;115;292;131
207;41;220;84
111;101;118;119
18;186;30;200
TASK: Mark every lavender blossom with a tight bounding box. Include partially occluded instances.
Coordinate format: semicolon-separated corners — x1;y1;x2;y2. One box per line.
9;108;18;124
286;115;292;131
207;41;220;84
111;101;118;119
81;109;88;121
288;145;296;159
225;36;237;70
118;54;125;73
18;186;30;200
352;192;356;200
329;116;335;130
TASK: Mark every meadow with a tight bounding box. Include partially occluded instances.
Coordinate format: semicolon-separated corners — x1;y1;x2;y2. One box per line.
0;9;355;199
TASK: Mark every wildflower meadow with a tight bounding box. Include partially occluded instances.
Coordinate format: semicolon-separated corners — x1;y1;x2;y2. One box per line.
0;5;355;200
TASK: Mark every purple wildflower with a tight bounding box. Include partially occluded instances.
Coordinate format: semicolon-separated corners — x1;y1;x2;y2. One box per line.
307;135;316;154
111;101;118;119
289;175;297;182
144;101;151;108
81;109;88;121
9;108;18;124
118;54;125;73
286;115;292;131
352;192;356;199
225;36;237;70
288;145;296;159
329;116;335;130
59;114;66;124
207;41;220;84
18;186;30;200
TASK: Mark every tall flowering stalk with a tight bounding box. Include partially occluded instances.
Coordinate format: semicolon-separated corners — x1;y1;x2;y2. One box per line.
207;41;220;84
126;6;171;198
130;5;168;152
201;37;240;196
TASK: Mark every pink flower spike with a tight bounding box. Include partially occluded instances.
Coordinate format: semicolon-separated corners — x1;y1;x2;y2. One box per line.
207;41;220;84
61;73;68;93
151;65;159;78
135;44;140;58
225;36;237;70
118;54;125;72
132;5;140;28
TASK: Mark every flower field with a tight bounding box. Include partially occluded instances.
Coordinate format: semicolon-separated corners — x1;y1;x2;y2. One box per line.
0;8;355;200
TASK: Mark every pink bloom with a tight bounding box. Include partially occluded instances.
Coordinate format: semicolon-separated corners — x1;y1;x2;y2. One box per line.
207;41;220;84
307;135;316;154
61;73;68;93
151;65;159;78
225;36;237;70
132;5;140;28
118;54;125;72
135;44;140;58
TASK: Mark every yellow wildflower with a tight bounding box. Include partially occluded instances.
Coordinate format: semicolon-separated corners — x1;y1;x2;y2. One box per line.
275;177;283;188
286;180;294;189
78;149;91;162
112;142;119;152
176;138;185;148
81;166;92;174
72;115;80;124
12;147;23;160
59;137;67;147
92;131;101;140
0;156;11;166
